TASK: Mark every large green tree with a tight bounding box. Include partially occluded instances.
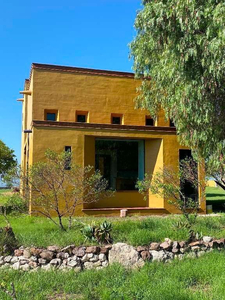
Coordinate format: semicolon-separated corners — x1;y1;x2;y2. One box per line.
0;140;16;177
130;0;225;158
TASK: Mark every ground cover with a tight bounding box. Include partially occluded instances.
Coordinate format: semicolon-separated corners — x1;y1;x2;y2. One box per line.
0;250;225;300
1;214;225;248
0;189;12;205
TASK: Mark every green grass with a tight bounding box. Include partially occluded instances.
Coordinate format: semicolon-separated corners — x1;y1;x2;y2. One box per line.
206;186;225;203
0;189;11;205
0;251;225;299
1;214;225;247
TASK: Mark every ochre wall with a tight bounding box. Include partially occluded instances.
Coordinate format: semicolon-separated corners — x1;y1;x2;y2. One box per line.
32;69;170;127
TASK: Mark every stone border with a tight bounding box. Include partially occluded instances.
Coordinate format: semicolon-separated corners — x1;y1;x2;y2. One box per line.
0;236;224;271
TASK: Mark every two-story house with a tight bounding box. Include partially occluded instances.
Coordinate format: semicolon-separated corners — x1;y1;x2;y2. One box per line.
18;63;206;216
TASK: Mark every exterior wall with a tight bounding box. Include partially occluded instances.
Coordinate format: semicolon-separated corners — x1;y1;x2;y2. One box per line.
20;64;206;216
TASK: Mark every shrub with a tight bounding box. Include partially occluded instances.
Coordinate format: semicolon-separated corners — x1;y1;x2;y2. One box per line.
5;193;28;214
81;221;113;244
0;226;18;255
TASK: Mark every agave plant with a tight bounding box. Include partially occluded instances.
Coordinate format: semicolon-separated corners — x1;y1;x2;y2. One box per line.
81;223;96;242
95;221;113;244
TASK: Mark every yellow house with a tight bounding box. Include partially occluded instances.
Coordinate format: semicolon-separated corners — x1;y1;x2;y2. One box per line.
18;63;206;216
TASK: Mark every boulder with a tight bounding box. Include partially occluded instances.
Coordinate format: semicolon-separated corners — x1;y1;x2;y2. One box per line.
150;250;166;262
108;243;140;268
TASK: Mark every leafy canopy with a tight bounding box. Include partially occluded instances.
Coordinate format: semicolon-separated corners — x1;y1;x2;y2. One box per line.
130;0;225;158
0;140;16;176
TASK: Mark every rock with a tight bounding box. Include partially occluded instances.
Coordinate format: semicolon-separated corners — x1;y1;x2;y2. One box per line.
134;258;145;268
29;261;38;269
149;243;160;251
109;243;140;268
40;250;54;261
86;246;100;254
47;245;60;252
186;252;197;259
202;236;213;243
191;246;200;252
100;247;109;254
19;258;30;265
14;249;23;257
172;248;179;254
61;245;75;254
50;258;61;266
20;264;30;271
74;266;82;273
141;251;151;261
67;258;78;267
38;258;47;265
179;241;186;248
137;246;148;252
189;241;201;247
81;254;89;262
105;245;112;250
72;247;86;257
197;251;206;257
99;253;106;261
93;261;102;267
11;256;19;263
84;262;94;269
30;256;38;262
57;252;69;259
150;250;166;262
23;249;31;259
87;253;94;259
160;242;172;251
89;255;99;262
30;248;42;257
4;256;12;263
102;260;109;267
12;262;20;270
172;241;180;249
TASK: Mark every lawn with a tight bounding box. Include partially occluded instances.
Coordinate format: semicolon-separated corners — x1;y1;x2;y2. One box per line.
206;186;225;212
0;250;225;300
1;214;225;248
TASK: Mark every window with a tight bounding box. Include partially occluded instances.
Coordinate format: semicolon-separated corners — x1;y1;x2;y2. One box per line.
44;110;58;121
64;146;71;170
95;139;145;191
111;114;123;125
170;119;175;127
146;116;154;126
76;111;88;123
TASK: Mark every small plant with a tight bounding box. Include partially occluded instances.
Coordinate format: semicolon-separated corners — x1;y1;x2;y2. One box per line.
0;226;18;255
188;229;203;243
81;221;113;244
4;193;28;214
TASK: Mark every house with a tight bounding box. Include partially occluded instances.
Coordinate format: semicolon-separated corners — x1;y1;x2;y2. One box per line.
18;63;206;216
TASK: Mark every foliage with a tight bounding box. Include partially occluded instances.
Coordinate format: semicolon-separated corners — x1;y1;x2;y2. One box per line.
4;193;28;214
81;221;113;244
206;152;225;191
130;0;225;159
0;140;16;180
0;226;18;255
137;158;205;224
0;281;17;300
22;150;114;231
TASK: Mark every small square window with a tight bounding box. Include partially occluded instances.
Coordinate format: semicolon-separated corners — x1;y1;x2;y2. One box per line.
112;117;121;125
77;114;86;123
76;111;88;123
170;119;175;127
146;117;154;126
47;113;56;121
45;110;58;121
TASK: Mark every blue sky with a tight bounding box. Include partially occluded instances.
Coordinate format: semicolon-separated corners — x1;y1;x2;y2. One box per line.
0;0;142;162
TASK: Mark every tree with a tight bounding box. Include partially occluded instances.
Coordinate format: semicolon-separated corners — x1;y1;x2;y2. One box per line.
23;150;113;231
130;0;225;159
136;158;205;224
0;140;16;178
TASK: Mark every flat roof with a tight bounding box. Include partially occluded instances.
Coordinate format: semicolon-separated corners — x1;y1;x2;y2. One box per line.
32;63;135;78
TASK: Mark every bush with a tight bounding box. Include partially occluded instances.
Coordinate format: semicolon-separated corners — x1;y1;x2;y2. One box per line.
4;193;27;214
